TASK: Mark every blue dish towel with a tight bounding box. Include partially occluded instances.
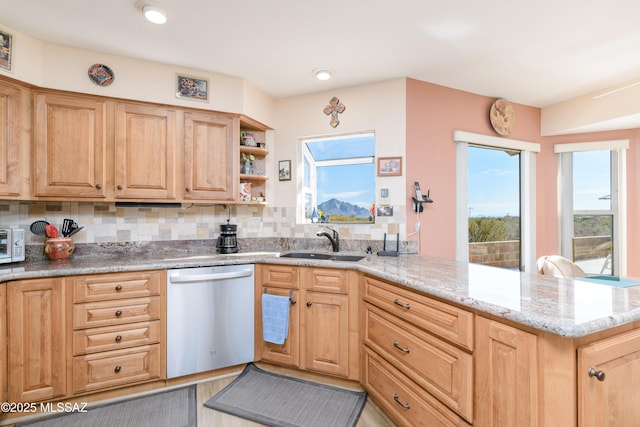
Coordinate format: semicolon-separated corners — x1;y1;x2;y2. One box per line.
262;293;290;345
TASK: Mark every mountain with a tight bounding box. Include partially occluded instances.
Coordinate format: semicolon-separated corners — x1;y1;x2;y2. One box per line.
318;198;370;218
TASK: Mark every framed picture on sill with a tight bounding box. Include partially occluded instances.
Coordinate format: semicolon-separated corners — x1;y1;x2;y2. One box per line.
0;29;13;71
377;156;402;176
176;74;209;101
279;160;291;181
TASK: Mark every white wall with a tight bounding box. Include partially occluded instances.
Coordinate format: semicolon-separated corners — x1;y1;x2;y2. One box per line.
0;25;274;125
272;79;409;239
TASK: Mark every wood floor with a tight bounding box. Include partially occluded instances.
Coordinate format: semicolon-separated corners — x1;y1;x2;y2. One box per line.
196;368;396;427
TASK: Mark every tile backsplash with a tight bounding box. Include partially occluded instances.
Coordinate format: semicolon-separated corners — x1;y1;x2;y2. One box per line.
0;201;412;249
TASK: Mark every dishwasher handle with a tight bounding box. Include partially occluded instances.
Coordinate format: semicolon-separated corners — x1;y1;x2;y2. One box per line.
169;269;253;283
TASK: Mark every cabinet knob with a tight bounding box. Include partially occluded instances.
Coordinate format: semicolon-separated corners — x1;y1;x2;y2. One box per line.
588;367;606;381
393;340;410;353
115;285;122;291
117;185;123;190
185;188;190;192
95;184;102;189
393;393;411;410
306;301;312;307
115;335;122;342
114;365;122;373
115;310;122;317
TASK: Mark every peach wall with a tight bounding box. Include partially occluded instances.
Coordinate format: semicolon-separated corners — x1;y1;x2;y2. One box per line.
406;78;640;276
406;78;544;259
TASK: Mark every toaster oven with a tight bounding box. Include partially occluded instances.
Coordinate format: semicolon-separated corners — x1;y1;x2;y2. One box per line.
0;228;25;264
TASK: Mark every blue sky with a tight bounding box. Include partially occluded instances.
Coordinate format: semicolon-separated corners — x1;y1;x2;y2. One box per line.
306;135;375;210
468;147;611;217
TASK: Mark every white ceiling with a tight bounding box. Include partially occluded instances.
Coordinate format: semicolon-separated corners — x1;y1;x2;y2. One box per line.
2;0;640;109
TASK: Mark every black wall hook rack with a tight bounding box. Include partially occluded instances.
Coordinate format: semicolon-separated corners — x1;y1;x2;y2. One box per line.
412;190;433;212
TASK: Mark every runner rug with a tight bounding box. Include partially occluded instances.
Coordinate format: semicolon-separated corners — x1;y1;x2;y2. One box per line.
15;385;196;427
204;363;367;427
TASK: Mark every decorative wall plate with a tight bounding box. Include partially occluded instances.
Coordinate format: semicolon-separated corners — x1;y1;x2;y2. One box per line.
88;63;114;86
490;98;516;136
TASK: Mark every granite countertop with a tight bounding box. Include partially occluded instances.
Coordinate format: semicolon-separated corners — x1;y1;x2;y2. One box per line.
2;243;640;339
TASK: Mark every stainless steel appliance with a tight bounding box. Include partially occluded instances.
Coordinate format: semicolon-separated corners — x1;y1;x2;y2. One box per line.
216;220;238;254
166;264;254;378
0;228;25;264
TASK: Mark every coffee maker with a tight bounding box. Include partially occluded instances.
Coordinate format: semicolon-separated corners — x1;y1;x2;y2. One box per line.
216;219;238;254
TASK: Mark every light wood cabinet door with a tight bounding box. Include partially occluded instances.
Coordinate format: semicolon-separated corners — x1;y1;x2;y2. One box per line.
183;111;237;201
114;103;176;199
0;284;6;402
0;81;26;197
578;328;640;426
8;278;67;402
33;92;107;198
256;264;300;367
475;316;538;427
302;290;349;377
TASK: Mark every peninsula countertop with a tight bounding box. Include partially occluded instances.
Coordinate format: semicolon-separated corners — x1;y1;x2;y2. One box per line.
2;247;639;339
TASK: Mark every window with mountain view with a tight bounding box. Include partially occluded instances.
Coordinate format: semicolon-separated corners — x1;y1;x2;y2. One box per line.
301;132;375;224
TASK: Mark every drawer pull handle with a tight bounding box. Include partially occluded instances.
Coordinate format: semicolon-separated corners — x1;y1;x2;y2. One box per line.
115;310;123;317
393;340;410;353
115;335;122;342
306;301;312;307
588;367;606;381
115;285;122;291
114;365;122;373
393;299;411;309
393;393;411;410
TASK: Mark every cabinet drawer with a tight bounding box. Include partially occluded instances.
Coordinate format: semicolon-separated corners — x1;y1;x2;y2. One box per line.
364;304;473;421
73;320;161;355
260;264;299;289
364;349;469;427
363;275;474;350
303;268;349;294
74;297;160;329
72;271;163;302
73;344;162;393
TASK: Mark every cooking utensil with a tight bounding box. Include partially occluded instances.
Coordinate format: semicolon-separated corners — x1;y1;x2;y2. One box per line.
30;220;49;236
61;218;76;237
68;226;84;237
45;223;59;238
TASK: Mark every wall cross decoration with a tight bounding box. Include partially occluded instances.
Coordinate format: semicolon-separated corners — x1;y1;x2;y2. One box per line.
323;96;346;127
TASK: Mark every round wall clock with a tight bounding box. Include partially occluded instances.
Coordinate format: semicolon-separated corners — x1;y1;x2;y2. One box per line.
87;63;114;86
490;98;516;136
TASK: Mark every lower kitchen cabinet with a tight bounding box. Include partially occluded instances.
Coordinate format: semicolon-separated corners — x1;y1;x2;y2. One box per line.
256;265;359;380
7;277;67;402
0;284;6;401
474;316;538;427
70;271;165;394
4;270;166;406
362;274;473;425
578;327;640;426
256;264;300;367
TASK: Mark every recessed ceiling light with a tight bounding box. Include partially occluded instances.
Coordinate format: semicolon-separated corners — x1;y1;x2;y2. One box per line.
142;5;167;24
314;68;332;81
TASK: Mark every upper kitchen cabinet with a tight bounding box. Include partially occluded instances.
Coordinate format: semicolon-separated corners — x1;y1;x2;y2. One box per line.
114;103;177;200
183;111;238;201
0;79;29;198
33;92;107;198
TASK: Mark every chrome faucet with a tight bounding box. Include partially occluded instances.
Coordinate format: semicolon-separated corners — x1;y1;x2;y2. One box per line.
317;226;339;252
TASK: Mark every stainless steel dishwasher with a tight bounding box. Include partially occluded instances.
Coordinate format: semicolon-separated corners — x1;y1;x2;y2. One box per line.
166;264;254;378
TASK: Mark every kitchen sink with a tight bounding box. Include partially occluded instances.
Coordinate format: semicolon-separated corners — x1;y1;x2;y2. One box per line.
279;252;365;262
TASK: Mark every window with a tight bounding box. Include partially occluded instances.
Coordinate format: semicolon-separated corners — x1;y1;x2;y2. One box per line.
467;145;521;269
300;132;375;224
555;140;628;276
454;131;540;272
